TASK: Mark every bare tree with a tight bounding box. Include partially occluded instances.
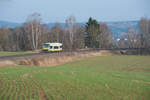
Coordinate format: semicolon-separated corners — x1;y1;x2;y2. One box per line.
72;26;85;49
0;27;10;51
98;24;113;48
49;23;62;42
125;29;140;48
24;13;42;50
66;16;76;50
139;17;150;49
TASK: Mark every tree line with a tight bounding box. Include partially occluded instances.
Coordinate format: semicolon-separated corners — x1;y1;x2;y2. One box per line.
0;13;113;51
116;17;150;54
0;13;150;54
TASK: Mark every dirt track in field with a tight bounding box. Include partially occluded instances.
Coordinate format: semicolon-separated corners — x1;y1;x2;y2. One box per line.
0;50;120;67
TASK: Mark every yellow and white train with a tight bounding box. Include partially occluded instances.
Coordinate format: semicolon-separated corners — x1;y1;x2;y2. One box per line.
42;43;63;52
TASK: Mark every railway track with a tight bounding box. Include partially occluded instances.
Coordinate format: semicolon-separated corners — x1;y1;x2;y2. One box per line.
0;48;144;62
0;50;96;62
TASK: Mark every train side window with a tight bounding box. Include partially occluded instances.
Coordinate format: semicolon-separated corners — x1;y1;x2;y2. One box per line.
60;46;63;48
50;46;53;49
54;46;58;49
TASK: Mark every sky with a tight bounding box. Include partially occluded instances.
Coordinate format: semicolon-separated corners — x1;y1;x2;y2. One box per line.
0;0;150;23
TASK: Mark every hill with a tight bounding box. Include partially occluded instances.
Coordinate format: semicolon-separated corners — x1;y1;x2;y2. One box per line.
104;21;139;38
0;20;139;38
47;21;139;38
0;21;22;28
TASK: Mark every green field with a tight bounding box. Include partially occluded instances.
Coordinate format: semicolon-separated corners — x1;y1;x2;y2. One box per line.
0;52;33;57
0;56;150;100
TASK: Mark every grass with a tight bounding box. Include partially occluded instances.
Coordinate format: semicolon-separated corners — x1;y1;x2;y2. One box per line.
0;51;34;56
0;56;150;100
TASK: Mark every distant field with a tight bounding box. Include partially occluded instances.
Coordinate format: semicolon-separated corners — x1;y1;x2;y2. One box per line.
0;56;150;100
0;51;33;56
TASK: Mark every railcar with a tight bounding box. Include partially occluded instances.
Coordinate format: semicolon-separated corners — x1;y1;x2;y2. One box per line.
43;43;63;52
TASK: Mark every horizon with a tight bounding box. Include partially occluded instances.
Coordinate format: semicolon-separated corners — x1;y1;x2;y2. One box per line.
0;19;140;24
0;0;150;23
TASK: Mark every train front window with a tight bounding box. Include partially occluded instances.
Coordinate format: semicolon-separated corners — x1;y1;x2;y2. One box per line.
43;44;49;48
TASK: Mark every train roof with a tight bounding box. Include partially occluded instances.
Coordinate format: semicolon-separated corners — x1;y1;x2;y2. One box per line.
44;43;63;46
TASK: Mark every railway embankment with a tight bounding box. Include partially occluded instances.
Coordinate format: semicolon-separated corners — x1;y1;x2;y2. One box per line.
0;50;119;67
